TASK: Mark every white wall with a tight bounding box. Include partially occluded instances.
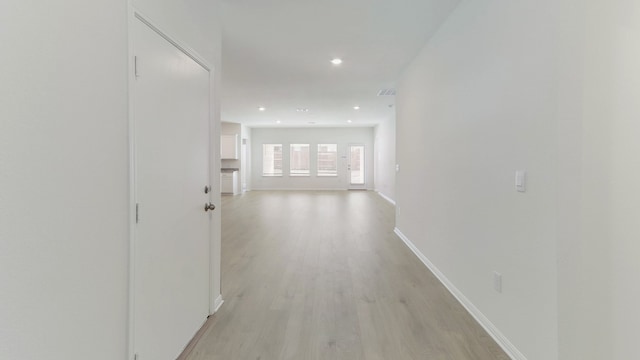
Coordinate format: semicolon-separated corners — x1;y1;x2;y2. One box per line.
374;116;396;203
397;1;640;359
251;127;374;190
556;1;640;359
0;1;129;359
0;1;222;359
395;1;558;359
555;2;611;358
607;3;640;354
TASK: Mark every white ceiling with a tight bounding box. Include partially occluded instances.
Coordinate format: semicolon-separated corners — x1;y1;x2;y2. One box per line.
221;0;461;128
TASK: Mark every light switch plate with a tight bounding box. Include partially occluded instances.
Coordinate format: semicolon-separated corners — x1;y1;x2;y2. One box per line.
515;170;526;192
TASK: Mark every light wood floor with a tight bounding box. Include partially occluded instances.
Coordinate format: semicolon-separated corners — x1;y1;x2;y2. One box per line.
184;191;509;360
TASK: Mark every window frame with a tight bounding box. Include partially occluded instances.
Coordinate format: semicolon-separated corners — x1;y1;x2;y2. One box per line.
262;143;283;177
289;143;311;177
317;143;338;177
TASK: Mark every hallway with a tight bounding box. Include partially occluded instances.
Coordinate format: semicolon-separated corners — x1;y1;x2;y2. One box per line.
184;191;508;359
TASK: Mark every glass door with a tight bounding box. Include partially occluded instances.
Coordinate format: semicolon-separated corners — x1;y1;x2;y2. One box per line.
348;145;365;188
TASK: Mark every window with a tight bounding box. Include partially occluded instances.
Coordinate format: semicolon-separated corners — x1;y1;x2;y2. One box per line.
317;144;338;176
290;144;310;176
262;144;283;176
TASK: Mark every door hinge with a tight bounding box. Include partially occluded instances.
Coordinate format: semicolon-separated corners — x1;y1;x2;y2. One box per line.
134;56;139;78
135;203;139;223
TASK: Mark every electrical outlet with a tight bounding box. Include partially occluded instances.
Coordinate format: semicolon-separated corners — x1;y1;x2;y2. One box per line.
493;271;502;293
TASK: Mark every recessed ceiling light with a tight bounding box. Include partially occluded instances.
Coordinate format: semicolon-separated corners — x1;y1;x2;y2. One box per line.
353;105;360;110
347;119;352;123
258;106;266;111
276;120;281;124
330;58;343;65
296;108;310;112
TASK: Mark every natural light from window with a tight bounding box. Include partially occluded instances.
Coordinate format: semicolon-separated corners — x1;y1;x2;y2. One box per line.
317;144;338;176
290;144;310;176
262;144;283;176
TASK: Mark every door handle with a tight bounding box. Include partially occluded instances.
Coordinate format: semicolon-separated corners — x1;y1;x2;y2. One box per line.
204;203;216;212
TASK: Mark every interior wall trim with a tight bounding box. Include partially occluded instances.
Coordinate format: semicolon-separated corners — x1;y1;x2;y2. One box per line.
213;295;224;313
393;227;526;360
376;191;396;206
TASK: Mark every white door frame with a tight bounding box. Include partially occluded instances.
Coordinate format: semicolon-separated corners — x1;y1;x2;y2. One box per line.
126;7;221;360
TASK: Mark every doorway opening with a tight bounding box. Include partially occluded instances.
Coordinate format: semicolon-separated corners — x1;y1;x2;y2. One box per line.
348;144;366;189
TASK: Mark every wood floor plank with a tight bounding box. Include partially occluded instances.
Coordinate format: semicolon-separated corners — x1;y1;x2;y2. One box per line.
185;191;510;360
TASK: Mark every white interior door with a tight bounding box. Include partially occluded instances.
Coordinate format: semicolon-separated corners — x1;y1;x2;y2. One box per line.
348;144;366;189
133;18;211;360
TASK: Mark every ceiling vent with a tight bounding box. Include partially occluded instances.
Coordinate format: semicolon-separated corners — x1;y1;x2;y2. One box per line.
377;88;396;96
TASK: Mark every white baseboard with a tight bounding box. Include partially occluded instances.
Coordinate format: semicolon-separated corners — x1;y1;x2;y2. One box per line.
376;191;396;205
393;228;527;360
212;294;224;313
